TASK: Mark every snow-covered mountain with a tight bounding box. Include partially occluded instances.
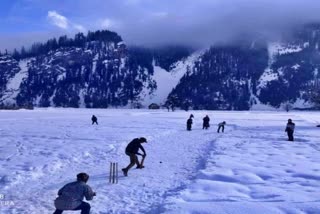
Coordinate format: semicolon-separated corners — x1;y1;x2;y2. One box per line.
168;24;320;110
0;31;157;108
0;25;320;110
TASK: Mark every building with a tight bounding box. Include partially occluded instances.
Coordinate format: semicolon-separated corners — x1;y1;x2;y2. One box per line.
148;103;160;109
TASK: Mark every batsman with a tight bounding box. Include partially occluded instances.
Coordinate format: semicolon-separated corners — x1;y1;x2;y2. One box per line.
122;137;147;176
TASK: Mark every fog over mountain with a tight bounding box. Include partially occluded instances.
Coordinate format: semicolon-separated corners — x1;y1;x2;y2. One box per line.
119;0;320;46
1;0;320;51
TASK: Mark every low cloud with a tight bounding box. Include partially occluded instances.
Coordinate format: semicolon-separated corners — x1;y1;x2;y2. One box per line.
98;0;320;47
100;18;119;29
47;11;68;29
47;10;86;32
73;24;86;32
3;0;320;51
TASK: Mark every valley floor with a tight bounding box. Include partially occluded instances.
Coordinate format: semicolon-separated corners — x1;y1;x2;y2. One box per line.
0;109;319;214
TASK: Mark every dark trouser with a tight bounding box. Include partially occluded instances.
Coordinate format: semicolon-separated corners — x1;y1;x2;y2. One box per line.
187;124;192;131
217;125;224;133
92;121;98;125
53;202;91;214
203;124;209;129
124;152;139;171
287;130;294;141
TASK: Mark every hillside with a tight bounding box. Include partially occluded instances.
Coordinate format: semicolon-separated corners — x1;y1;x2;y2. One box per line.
0;25;320;110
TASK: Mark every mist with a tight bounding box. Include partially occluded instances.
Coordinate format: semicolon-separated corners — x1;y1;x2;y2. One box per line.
117;0;320;47
1;0;320;51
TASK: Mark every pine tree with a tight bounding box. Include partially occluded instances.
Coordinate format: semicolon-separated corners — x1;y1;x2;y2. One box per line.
311;89;320;109
12;48;20;60
20;46;27;58
166;94;179;111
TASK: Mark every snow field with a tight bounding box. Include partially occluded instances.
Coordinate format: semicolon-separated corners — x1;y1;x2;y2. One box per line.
0;109;319;214
165;112;320;214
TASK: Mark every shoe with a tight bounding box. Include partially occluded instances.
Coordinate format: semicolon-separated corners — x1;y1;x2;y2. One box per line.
122;168;128;176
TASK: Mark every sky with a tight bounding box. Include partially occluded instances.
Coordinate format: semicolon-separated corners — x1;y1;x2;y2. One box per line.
1;0;320;51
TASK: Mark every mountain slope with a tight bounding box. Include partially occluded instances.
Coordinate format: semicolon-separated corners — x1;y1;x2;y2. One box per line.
0;25;320;109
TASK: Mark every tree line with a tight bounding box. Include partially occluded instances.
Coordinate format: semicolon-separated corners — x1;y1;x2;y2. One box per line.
0;30;123;60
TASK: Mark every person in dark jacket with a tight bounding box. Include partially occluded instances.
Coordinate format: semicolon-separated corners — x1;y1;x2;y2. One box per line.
187;114;194;131
285;119;295;141
217;121;226;133
53;173;96;214
91;115;98;125
122;137;147;176
203;115;210;129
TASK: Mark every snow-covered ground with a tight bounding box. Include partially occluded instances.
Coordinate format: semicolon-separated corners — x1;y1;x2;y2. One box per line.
0;109;320;214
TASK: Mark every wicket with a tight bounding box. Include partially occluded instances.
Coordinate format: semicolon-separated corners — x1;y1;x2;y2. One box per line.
109;162;118;184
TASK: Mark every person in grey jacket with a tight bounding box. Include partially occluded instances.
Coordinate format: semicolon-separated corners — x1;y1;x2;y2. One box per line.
53;173;96;214
217;121;226;133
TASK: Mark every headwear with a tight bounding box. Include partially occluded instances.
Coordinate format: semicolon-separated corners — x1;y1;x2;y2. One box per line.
288;119;292;122
77;172;89;182
139;137;147;143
